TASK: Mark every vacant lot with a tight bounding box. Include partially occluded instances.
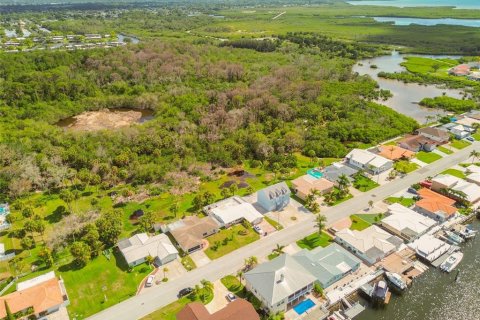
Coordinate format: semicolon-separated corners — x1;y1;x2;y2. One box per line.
441;169;466;179
349;215;372;231
204;224;259;260
297;232;333;250
353;174;379;192
416;151;442;164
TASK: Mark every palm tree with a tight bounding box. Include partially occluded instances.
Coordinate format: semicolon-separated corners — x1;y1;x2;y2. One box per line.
368;200;374;209
469;150;480;163
337;174;350;192
145;255;155;269
272;244;285;256
314;214;327;235
309;202;320;214
163;267;169;279
200;279;214;302
236;270;244;285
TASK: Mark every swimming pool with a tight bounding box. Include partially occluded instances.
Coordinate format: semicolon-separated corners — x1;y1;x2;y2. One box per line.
293;298;315;315
307;169;323;179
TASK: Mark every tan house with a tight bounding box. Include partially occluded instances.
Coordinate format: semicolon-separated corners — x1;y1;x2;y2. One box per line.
291;175;334;200
377;145;415;161
416;127;450;144
170;216;219;254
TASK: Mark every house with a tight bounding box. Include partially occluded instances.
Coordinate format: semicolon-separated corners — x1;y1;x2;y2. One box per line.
345;149;393;174
376;145;415;161
407;234;451;263
382;203;437;241
117;233;178;267
204;196;263;228
335;226;403;265
449;124;471;139
398;135;437;152
0;271;69;319
466;172;480;186
448;64;470;76
292;243;361;289
454;115;480;128
414;188;457;222
431;174;480;204
322;162;358;184
244;254;316;313
415;127;450;144
169;216;219;254
291;175;334;200
257;182;291;212
465;164;480;174
176;299;259;320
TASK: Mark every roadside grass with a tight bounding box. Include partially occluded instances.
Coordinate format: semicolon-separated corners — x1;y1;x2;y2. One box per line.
268;252;280;260
349;215;372;231
441;169;466;179
181;255;196;271
330;192;353;206
450;139;471;150
394;160;419;174
220;275;262;309
355;213;384;225
296;232;333;250
416;151;442;164
264;215;284;230
473;132;480;141
437;145;454;155
385;197;415;207
353;174;379;192
204;224;259;260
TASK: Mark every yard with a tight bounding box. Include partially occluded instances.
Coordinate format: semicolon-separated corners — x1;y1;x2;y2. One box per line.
349;215;372;231
416;151;442;164
355;213;384;224
472;132;480;141
352;174;379;192
450;139;471;150
204;224;259;260
220;275;262;309
394;160;419;174
296;232;333;250
437;146;454;155
441;169;466;179
386;197;416;207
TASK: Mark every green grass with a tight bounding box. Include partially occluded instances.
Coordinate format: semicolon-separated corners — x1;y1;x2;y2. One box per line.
181;255;196;271
386;197;415;207
353;174;379;192
450;139;471;150
437;146;454;154
355;213;385;225
394;160;419;174
296;232;333;250
330;192;354;206
204;224;259;260
441;169;466;179
472;133;480;141
349;215;372;231
268;252;280;260
416;151;442;164
264;215;283;231
220;275;262;309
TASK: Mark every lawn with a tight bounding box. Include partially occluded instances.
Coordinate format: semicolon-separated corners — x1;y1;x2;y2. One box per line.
416;151;442;164
349;215;372;231
204;224;259;260
354;213;384;225
437;146;454;155
450;139;471;150
441;169;466;179
330;192;353;206
472;132;480;141
394;160;419;174
268;252;280;260
386;197;415;207
296;232;333;250
264;215;283;230
181;255;196;271
220;275;262;309
353;174;379;192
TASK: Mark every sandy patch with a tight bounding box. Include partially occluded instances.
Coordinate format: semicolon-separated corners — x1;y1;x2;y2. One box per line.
62;109;143;131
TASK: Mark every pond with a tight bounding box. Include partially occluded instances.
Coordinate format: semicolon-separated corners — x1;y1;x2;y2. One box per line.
57;108;154;131
373;17;480;27
117;33;140;44
347;0;480;9
352;51;465;123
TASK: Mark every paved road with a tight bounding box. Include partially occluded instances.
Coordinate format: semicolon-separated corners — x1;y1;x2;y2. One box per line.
87;141;479;320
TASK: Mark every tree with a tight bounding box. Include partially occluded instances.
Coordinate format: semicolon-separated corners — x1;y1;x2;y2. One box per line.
169;202;179;218
246;186;254;195
470;150;480;163
192;194;204;212
22;207;34;219
139;212;154;232
220;188;231;199
38;247;55;268
96;210;123;247
337;174;350;192
21;236;35;250
229;183;238;196
70;241;91;267
368;200;374;209
163;267;169;279
145;255;155;269
236;270;244;285
272;243;285;255
309;202;320;214
4;301;14;320
203;191;215;206
314;214;327;235
200;279;214;302
59;189;74;213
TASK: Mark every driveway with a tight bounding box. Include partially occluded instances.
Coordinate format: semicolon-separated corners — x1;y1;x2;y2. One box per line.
137;259;187;295
205;280;231;314
265;201;311;228
190;250;211;268
257;219;276;235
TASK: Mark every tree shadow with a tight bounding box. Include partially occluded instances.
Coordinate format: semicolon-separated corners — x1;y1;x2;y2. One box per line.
82;191;93;197
58;261;84;272
45;205;67;224
113;249;130;272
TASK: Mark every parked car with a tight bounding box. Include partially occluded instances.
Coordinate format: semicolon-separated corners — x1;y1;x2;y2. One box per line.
407;187;418;195
253;225;264;234
145;275;155;287
466;136;475;142
226;293;237;302
178;287;193;297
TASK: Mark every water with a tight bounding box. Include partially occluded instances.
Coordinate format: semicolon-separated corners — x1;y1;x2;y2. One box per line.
352;51;465;122
117;34;140;44
294;299;316;315
307;169;324;179
373;17;480;27
347;0;480;9
358;220;480;320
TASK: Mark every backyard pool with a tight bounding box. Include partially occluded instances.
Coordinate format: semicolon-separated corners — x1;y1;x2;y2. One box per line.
293;298;315;315
0;205;9;215
307;169;323;179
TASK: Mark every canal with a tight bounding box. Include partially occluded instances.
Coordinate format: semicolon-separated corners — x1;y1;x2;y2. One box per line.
357;220;480;320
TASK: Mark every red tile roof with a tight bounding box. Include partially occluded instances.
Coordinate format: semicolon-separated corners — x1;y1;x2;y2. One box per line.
415;188;457;218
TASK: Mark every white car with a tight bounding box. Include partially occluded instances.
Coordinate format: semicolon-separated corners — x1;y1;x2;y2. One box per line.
145;275;155;287
253;225;264;234
226;293;237;302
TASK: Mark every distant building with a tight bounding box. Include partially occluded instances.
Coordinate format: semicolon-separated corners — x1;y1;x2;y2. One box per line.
204;196;263;228
376;145;415;161
322;162;358;184
398;135;437;152
431;174;480;204
176;298;259;320
345;149;393;175
117;233;178;267
257;182;291;212
415;127;450;144
291;175;334;200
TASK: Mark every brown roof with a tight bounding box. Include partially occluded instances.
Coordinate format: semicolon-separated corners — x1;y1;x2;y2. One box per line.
0;278;65;318
377;145;415;160
416;127;450;140
399;135;436;149
177;299;259;320
468;112;480;121
292;175;334;195
170;216;218;250
415;188;457;218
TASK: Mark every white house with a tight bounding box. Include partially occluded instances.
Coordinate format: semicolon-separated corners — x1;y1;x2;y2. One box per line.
345;149;393;175
431;174;480;204
382;203;437;241
117;233;178;267
205;196;263;228
408;235;451;263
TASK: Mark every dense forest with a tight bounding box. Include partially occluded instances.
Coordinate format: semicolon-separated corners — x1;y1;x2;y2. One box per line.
0;39;417;201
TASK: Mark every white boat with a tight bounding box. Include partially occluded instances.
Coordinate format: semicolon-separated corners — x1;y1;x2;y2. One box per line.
385;272;407;291
444;230;464;244
440;252;464;273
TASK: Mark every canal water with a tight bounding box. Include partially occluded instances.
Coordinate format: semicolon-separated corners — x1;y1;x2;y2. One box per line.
347;0;480;9
373;17;480;28
352;51;465;123
357;220;480;320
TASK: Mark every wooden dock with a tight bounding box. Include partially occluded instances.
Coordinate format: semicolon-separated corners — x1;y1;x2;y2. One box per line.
384;291;392;304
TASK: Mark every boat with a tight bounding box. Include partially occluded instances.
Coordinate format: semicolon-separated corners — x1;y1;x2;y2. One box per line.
372;280;390;305
454;224;478;240
440;252;464;273
385;272;407;291
444;230;464;245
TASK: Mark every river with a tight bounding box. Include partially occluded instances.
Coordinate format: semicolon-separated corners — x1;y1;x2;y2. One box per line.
357;220;480;320
352;51;465;123
373;17;480;27
347;0;480;9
